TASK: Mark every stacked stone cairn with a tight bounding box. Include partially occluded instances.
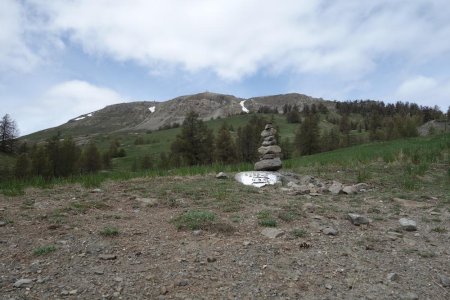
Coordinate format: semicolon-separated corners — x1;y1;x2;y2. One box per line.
254;123;282;171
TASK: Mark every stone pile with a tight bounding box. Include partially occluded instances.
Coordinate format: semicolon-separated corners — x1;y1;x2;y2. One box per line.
254;123;282;171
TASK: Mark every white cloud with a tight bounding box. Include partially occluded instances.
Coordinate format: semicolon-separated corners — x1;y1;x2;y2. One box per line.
394;76;450;109
18;80;123;135
0;0;40;72
24;0;450;80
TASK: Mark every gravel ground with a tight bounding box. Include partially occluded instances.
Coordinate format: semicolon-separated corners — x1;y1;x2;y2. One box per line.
1;174;449;299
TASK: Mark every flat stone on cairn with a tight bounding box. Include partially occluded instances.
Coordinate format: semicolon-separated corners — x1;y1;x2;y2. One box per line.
254;123;282;171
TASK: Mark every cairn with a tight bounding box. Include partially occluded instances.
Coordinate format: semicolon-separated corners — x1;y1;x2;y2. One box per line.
254;123;282;171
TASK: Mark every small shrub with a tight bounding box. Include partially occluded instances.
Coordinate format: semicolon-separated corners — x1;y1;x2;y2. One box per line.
172;210;216;230
431;227;447;233
278;210;296;222
33;245;56;256
257;210;277;227
291;229;307;238
100;226;119;236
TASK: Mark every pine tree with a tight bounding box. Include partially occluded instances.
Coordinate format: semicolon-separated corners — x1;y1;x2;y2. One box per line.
170;111;215;166
81;142;102;173
0;114;18;153
295;113;320;155
141;154;154;170
215;123;238;164
14;153;30;179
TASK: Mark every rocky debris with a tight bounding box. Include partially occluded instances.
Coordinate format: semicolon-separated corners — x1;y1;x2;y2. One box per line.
99;254;117;260
387;272;399;282
393;198;430;209
255;124;282;171
261;228;285;238
438;274;450;287
354;183;369;192
192;230;203;236
0;221;6;227
400;292;419;300
399;218;417;231
136;197;158;206
322;227;338;236
13;278;33;288
347;213;371;225
91;188;103;193
215;172;228;179
328;181;343;195
342;185;357;195
386;231;403;240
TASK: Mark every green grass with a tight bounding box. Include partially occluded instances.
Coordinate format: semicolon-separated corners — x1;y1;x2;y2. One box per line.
33;245;56;256
257;210;277;227
172;210;217;230
99;226;119;236
291;229;308;238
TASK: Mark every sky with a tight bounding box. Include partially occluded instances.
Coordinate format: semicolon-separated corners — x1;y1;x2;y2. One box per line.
1;0;450;136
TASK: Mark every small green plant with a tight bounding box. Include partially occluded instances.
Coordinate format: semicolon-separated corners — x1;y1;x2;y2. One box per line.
431;226;447;233
257;210;277;227
172;210;216;230
22;199;35;209
33;245;56;256
100;226;119;236
291;229;307;238
278;210;296;222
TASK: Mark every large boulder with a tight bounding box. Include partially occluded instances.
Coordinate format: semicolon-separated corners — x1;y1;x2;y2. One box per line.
254;157;282;171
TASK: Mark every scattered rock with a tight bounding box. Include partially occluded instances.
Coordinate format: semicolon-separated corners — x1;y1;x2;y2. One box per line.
325;283;333;290
393;198;430;209
160;286;169;295
192;230;203;236
207;257;217;263
400;292;419;300
0;221;6;227
386;231;403;240
342;185;356;195
438;274;450;287
99;254;117;260
94;269;104;275
243;241;251;246
354;183;369;192
69;290;78;295
261;228;285;238
387;273;399;282
13;278;33;288
215;172;228;179
61;290;69;296
91;188;102;193
328;181;343;195
399;218;417;231
136;197;158;206
177;279;189;286
347;213;371;225
302;203;320;213
322;227;338;236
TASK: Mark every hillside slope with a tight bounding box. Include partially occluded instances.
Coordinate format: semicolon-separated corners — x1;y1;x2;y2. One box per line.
22;92;330;142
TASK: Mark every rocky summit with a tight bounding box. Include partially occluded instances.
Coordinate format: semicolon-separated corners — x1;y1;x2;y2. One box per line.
254;123;282;171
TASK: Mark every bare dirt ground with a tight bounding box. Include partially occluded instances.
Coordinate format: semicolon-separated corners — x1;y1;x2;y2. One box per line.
1;169;449;299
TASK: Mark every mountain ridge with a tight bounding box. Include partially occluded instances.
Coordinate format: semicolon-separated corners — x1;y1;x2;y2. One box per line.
22;92;333;141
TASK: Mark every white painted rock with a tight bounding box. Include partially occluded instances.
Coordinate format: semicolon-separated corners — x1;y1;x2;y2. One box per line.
234;171;282;188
